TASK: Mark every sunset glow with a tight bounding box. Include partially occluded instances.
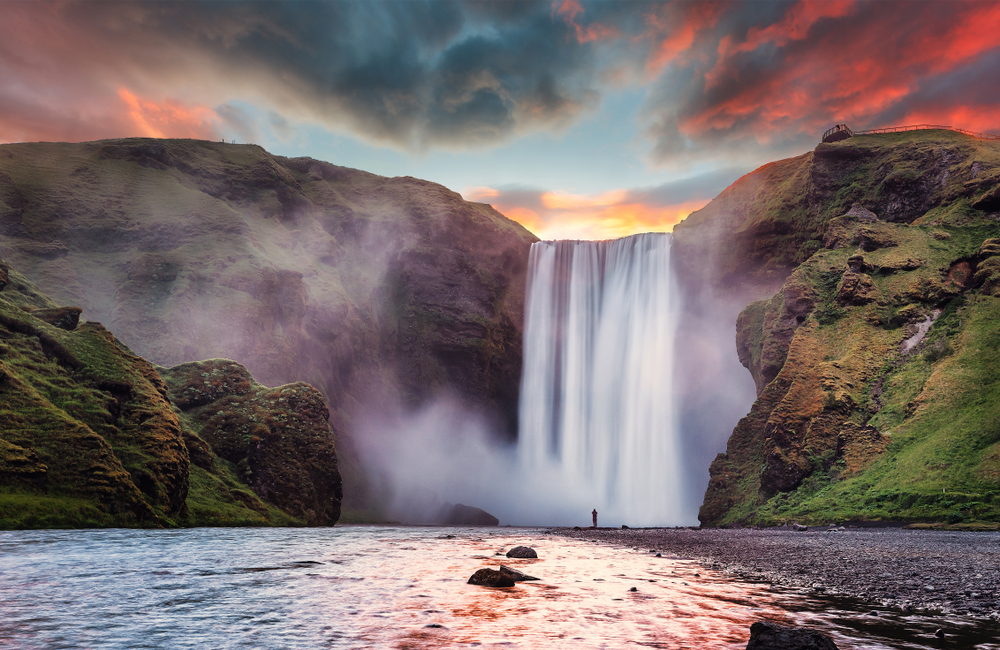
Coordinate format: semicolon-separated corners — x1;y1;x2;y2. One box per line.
466;185;709;240
118;89;219;140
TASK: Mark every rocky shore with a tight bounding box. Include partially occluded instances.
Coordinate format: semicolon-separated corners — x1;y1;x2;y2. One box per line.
554;526;1000;620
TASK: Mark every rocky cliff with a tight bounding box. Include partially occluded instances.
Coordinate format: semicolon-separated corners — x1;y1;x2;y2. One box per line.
676;129;1000;526
0;139;536;515
0;260;341;528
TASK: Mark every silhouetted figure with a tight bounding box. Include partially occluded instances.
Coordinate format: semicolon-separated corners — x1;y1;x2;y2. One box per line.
592;509;597;528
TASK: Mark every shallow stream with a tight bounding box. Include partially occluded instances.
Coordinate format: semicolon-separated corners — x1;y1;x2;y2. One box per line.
0;526;997;649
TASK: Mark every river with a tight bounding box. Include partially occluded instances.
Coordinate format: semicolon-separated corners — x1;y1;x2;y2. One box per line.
1;526;997;649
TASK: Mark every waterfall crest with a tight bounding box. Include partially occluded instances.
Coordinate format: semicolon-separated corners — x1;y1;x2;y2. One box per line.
517;233;683;526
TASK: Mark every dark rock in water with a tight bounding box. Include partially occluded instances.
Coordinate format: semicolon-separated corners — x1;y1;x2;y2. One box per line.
498;565;539;582
30;306;82;331
622;524;629;529
468;568;515;588
506;546;537;559
437;502;499;526
629;586;638;592
746;621;839;650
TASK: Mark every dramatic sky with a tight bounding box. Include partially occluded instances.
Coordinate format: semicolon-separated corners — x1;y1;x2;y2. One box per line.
3;1;1000;240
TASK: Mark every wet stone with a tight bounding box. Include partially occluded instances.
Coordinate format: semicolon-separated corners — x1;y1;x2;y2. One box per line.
468;568;515;588
506;546;537;559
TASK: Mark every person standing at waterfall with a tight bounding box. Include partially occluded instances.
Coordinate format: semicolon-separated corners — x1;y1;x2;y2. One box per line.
592;509;598;528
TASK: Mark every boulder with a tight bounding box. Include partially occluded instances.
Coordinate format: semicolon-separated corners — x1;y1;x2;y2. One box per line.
505;546;538;559
437;502;499;526
845;202;878;222
29;306;82;331
836;272;877;306
746;621;839;649
468;568;515;588
498;565;539;582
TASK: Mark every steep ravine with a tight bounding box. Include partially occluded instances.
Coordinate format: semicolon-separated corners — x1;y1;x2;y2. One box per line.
674;130;1000;526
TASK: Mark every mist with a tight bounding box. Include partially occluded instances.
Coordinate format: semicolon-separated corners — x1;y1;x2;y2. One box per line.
353;232;767;529
353;395;607;527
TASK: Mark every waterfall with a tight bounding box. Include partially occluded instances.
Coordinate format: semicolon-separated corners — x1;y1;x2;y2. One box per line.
517;233;683;526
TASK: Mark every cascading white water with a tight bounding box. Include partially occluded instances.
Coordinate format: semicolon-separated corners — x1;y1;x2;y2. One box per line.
518;233;683;526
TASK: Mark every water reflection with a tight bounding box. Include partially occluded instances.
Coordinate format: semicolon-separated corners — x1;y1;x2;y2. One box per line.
0;526;997;649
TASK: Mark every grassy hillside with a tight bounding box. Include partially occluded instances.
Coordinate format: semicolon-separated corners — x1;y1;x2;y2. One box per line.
686;130;1000;526
0;261;339;529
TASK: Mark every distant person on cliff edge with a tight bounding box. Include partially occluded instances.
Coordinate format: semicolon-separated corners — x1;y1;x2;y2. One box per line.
592;509;597;528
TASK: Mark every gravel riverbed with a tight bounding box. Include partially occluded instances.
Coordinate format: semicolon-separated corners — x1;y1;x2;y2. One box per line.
553;526;1000;620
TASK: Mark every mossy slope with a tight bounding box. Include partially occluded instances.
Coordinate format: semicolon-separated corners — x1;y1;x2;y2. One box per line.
0;262;337;529
690;130;1000;526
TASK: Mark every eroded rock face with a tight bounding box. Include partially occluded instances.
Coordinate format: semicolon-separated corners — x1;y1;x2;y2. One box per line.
161;359;343;526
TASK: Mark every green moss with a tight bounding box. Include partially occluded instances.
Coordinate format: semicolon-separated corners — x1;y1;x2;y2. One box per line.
0;491;120;530
184;465;301;527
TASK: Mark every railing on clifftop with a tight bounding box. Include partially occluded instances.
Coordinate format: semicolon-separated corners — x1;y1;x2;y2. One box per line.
823;123;1000;143
822;124;853;143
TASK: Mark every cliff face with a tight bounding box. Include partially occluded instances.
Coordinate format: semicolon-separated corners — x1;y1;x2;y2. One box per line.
0;261;341;528
0;139;536;513
674;130;1000;526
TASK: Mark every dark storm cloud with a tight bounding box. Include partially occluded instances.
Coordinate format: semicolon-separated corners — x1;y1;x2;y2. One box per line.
0;0;603;148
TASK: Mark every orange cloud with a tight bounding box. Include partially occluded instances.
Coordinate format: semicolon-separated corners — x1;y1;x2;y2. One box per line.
898;105;1000;136
501;206;546;234
668;1;1000;151
715;0;855;65
643;2;726;74
118;88;219;140
554;0;619;44
462;186;500;202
